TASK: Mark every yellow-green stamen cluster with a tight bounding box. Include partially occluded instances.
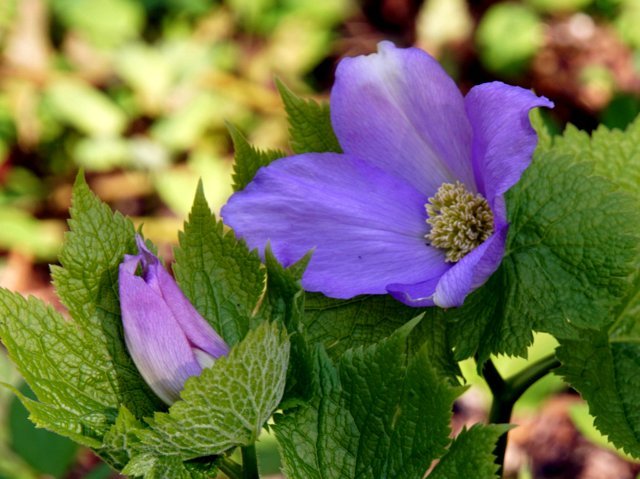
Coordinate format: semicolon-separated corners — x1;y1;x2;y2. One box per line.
425;181;494;263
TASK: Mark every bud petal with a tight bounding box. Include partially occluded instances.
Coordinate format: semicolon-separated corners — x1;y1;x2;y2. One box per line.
119;236;229;405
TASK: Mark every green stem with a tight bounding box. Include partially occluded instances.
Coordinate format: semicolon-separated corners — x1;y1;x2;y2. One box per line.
241;445;259;479
482;354;561;478
218;457;243;479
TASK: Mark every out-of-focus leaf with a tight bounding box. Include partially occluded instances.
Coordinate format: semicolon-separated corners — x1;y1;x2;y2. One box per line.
416;0;473;50
51;0;144;48
151;93;243;151
45;79;127;137
153;146;233;216
0;167;43;209
0;351;37;479
115;44;173;115
74;137;170;172
602;95;640;131
615;1;640;48
74;137;130;171
9;383;78;477
0;208;64;260
0;0;17;43
476;3;543;76
525;0;592;12
226;0;279;33
267;17;333;76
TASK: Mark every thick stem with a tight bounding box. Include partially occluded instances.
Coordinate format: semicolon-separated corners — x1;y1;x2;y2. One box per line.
241;445;259;479
218;457;243;479
482;354;561;478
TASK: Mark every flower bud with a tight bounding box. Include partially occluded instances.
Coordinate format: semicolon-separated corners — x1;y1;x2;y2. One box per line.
119;235;229;405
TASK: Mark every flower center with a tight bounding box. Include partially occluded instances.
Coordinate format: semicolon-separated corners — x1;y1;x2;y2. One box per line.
425;181;494;263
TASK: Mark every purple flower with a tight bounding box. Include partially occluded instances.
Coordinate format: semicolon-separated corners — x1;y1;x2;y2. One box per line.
222;42;553;308
119;235;229;404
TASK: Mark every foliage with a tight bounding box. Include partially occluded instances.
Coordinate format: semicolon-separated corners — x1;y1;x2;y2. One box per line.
2;1;640;476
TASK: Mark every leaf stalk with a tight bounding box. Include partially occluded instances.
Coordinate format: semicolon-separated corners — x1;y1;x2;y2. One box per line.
242;444;259;479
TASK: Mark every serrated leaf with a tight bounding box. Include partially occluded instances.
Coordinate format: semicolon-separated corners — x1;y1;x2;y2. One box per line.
303;294;461;383
227;123;286;191
274;347;359;479
98;406;144;470
429;425;508;479
557;331;640;458
274;318;463;479
124;454;211;479
51;174;161;417
303;294;418;359
340;318;463;478
139;321;289;459
0;292;117;445
446;149;640;363
174;184;265;347
276;79;342;154
550;117;640;201
0;174;161;446
551;116;640;460
259;249;314;403
552;116;640;340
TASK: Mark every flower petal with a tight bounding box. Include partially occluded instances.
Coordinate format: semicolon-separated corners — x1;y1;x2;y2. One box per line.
222;152;448;298
331;41;474;194
119;256;201;405
386;276;443;307
134;237;229;357
465;82;553;211
431;222;508;308
154;264;230;357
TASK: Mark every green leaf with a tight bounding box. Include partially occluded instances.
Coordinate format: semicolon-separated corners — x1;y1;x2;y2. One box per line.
429;425;508;479
8;383;78;477
274;318;463;479
227;123;286;191
139;321;290;459
259;249;314;403
303;294;461;383
340;318;462;478
446;149;640;363
273;347;358;479
45;78;127;136
51;173;161;417
550;117;640;201
550;117;640;340
303;294;418;359
98;406;144;470
173;183;265;346
0;174;161;445
123;454;212;479
276;79;342;154
557;330;640;458
0;292;115;445
471;118;640;456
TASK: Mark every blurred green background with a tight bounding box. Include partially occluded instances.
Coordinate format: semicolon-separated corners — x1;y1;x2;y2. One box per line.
0;0;639;477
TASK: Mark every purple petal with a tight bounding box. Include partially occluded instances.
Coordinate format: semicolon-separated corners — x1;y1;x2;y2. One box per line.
465;82;553;210
119;256;201;405
153;263;229;358
431;222;508;308
331;41;474;195
222;152;449;298
386;276;442;307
